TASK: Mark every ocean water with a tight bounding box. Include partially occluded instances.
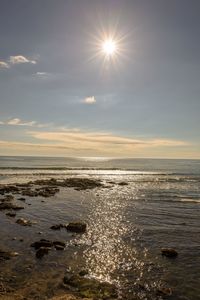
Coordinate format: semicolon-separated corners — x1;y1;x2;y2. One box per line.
0;156;200;299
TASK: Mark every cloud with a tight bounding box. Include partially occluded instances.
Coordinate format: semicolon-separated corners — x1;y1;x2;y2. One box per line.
0;55;37;70
36;72;48;76
0;61;9;69
83;96;96;104
0;125;193;158
26;129;189;158
9;55;36;65
0;118;46;127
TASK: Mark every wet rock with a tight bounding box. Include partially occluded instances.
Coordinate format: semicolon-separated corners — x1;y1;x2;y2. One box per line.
157;287;172;296
118;181;128;186
79;270;88;277
62;178;102;190
22;189;38;197
0;202;24;210
53;241;66;248
18;197;26;201
16;218;32;226
38;187;60;197
161;248;178;258
0;250;19;261
3;195;14;201
0;185;19;194
63;273;117;299
36;247;49;259
66;222;86;233
50;224;66;230
31;239;53;250
6;212;16;217
54;244;65;250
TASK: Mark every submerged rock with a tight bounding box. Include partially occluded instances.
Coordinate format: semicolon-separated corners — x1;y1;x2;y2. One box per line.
36;247;49;259
161;248;178;258
31;239;53;250
0;250;19;261
66;222;87;233
0;202;24;210
17;197;26;201
6;212;16;217
50;224;66;230
31;239;66;253
157;286;172;296
16;218;32;226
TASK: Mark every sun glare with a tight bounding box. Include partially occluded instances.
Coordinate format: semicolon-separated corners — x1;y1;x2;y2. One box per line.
102;39;117;56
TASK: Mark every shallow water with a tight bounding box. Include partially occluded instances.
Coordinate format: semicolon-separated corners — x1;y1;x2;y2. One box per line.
0;157;200;299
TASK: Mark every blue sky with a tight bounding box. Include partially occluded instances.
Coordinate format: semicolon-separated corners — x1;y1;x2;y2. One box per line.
0;0;200;158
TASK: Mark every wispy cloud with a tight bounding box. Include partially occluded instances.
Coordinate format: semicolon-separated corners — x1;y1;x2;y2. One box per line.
9;55;36;65
0;61;9;69
0;118;47;128
83;96;96;104
26;129;189;157
0;55;36;70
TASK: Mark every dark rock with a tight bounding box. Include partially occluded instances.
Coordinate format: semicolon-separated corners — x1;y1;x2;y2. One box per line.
157;287;172;296
3;195;14;201
54;244;65;250
79;270;88;277
118;182;128;186
16;218;32;226
36;247;49;259
0;202;24;210
31;239;53;250
62;178;102;190
50;224;66;230
66;222;86;233
6;212;16;217
22;189;38;197
18;197;26;201
53;241;66;248
161;248;178;258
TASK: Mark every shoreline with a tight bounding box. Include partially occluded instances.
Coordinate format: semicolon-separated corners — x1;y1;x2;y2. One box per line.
0;176;199;299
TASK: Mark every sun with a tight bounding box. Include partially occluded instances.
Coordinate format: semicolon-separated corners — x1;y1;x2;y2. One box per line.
102;39;117;56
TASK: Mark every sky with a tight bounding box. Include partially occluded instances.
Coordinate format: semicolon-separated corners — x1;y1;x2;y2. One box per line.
0;0;200;158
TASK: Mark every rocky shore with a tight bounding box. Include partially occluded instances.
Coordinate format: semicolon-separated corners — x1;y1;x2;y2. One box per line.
0;176;180;300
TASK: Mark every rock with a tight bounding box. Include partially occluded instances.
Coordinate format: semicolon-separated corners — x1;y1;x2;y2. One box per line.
50;224;66;230
161;248;178;258
22;189;38;197
6;212;16;217
66;222;86;233
16;218;32;226
118;182;128;186
36;247;49;259
53;241;66;248
0;250;19;261
54;244;65;250
3;195;14;201
18;197;26;201
63;273;117;299
31;239;53;250
0;202;24;210
62;178;102;190
79;270;88;277
157;287;172;296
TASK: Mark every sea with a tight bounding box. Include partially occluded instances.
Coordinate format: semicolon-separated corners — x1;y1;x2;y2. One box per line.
0;156;200;300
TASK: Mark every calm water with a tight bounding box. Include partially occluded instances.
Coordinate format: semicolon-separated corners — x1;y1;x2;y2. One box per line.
0;156;200;299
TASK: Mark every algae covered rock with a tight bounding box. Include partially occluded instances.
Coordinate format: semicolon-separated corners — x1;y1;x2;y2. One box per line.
63;273;117;299
161;248;178;258
66;222;87;233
